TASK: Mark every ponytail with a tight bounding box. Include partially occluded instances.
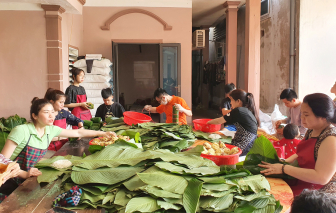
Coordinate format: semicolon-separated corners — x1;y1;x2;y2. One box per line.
230;89;260;126
245;93;260;126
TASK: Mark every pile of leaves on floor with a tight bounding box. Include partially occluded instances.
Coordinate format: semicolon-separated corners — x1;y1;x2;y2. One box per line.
35;142;283;213
101;121;232;152
0;114;27;151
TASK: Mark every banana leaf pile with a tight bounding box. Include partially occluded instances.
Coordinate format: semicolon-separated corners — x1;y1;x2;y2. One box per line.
102;123;197;152
35;142;283;213
0;114;27;151
243;136;297;179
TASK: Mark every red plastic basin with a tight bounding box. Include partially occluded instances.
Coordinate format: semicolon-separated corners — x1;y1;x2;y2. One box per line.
123;111;152;125
201;144;242;165
193;119;221;133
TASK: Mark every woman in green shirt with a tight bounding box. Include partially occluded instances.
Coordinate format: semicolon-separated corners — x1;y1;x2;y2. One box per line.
0;98;116;201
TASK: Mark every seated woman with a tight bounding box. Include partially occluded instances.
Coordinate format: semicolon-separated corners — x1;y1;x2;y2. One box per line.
259;93;336;196
0;97;116;202
207;89;260;155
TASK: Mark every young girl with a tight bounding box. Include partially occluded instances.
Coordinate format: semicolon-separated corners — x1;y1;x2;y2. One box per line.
45;88;84;151
259;93;336;196
208;89;260;155
0;98;115;201
65;68;92;127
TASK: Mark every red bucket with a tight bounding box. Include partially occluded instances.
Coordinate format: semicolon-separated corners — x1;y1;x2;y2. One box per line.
193;119;221;133
201;144;242;165
123;111;152;125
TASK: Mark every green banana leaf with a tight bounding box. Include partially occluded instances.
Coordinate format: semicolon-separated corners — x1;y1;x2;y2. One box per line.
125;197;159;213
123;166;161;191
121;130;141;143
71;167;144;185
183;178;203;213
155;162;220;176
157;200;181;210
199;194;234;211
106;117;124;124
193;131;232;143
37;168;65;183
88;145;104;154
102;192;116;205
235;175;270;193
0;131;9;152
137;171;188;194
139;185;182;199
202;183;233;191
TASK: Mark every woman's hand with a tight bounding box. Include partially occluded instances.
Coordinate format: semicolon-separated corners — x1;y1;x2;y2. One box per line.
258;161;283;175
3;163;21;182
80;102;90;110
28;168;42;177
101;131;117;138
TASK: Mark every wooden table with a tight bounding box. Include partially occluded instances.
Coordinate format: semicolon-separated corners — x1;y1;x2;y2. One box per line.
0;138;104;213
267;178;293;213
0;138;294;213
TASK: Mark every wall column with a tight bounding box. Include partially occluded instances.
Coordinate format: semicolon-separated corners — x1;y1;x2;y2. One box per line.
244;0;261;109
224;1;240;85
41;5;65;90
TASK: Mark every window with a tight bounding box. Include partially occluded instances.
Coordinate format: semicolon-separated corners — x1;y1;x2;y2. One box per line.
261;0;270;20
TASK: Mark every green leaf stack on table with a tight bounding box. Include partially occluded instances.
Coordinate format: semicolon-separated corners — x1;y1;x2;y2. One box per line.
36;142;283;213
0;114;27;151
102;122;197;152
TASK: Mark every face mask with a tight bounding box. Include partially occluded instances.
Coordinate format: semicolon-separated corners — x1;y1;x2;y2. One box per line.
161;99;168;105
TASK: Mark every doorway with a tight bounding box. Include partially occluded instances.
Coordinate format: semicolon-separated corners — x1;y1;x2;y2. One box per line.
112;42;181;123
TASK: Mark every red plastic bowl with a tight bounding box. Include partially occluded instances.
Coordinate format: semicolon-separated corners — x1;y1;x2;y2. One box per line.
89;137;104;146
123;111;152;125
193;119;221;133
201;144;242;165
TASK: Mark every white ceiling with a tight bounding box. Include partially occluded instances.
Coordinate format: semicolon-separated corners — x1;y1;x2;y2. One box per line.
0;0;246;26
0;0;81;13
192;0;245;27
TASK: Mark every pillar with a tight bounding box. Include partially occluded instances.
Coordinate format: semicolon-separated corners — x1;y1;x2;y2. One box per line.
41;5;65;90
224;1;240;85
244;0;261;109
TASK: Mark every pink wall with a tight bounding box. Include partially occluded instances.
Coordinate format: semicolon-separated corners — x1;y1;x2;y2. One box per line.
62;13;84;90
0;11;47;119
82;7;192;122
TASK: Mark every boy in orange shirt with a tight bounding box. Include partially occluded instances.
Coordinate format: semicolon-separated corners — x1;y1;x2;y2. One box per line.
144;88;192;125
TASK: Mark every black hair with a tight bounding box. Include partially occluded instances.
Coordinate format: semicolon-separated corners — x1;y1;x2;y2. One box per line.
290;189;336;213
154;88;168;98
30;97;52;123
303;93;336;123
44;88;66;102
101;88;113;99
230;89;260;126
280;88;298;101
283;123;299;139
70;67;84;81
224;83;236;94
